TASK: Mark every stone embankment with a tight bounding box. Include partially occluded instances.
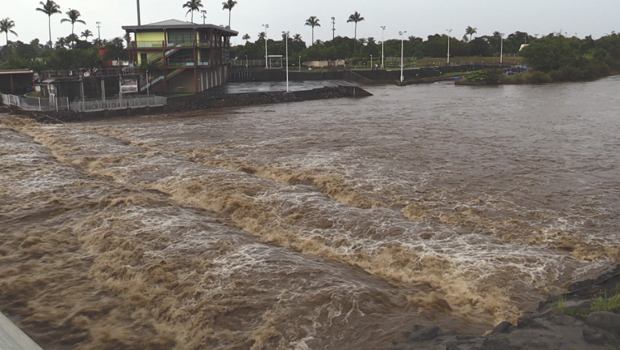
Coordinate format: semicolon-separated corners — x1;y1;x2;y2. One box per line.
0;85;372;123
388;264;620;350
167;85;371;112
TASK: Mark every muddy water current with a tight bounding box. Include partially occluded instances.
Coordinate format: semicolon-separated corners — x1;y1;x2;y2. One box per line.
1;77;620;349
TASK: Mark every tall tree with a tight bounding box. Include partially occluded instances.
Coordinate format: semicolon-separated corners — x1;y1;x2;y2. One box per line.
465;26;477;42
347;11;364;53
305;16;320;46
183;0;204;24
242;33;250;42
61;9;86;36
0;18;17;45
36;0;61;49
81;29;93;41
222;0;237;28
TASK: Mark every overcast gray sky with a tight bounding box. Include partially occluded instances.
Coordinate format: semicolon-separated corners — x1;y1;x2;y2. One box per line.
5;0;619;45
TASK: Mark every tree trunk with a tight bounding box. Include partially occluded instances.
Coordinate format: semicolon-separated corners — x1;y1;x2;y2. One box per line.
354;23;357;53
48;16;52;49
228;10;231;27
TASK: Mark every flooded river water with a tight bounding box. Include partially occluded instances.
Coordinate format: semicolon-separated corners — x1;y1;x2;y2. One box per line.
1;76;619;349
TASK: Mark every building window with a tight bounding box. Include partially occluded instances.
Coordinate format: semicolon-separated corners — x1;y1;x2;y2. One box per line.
168;32;193;45
140;53;147;64
168;49;194;65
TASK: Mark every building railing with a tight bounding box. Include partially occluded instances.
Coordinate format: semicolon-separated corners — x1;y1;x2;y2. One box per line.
134;40;221;48
167;41;193;47
70;96;167;113
166;61;211;67
41;68;138;79
136;41;164;48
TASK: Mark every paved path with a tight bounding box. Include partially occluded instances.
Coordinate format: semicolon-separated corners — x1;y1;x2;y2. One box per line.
0;312;43;350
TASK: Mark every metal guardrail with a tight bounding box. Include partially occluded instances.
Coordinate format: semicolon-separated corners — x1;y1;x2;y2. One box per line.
2;94;70;112
69;96;167;112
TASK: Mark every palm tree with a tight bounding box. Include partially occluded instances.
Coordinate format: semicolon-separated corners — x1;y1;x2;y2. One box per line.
222;0;237;28
0;18;17;45
465;26;477;42
242;33;250;42
305;16;320;46
347;11;364;52
36;0;61;49
258;31;266;41
61;9;86;36
183;0;203;23
81;29;93;41
293;33;302;42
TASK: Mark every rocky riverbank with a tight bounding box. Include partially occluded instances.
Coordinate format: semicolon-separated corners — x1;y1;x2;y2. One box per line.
388;264;620;350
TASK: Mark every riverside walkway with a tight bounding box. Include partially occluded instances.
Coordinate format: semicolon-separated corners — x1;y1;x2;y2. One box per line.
0;312;43;350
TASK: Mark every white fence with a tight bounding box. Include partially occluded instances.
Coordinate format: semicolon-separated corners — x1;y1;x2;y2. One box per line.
2;94;70;112
69;96;167;113
2;94;166;113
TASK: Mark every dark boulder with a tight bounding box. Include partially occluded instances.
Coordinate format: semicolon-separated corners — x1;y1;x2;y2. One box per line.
406;325;443;342
585;311;620;334
491;321;513;334
583;327;620;345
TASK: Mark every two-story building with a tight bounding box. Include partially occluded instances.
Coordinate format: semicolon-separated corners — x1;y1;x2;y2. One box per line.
122;19;238;95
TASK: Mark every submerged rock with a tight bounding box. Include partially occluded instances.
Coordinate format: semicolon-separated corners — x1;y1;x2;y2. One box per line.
407;326;443;342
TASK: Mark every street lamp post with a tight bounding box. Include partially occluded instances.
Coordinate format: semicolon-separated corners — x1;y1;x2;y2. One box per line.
380;26;386;69
399;31;407;82
446;29;452;64
299;56;301;72
96;21;101;42
262;24;269;69
285;31;290;92
201;10;207;25
499;32;504;64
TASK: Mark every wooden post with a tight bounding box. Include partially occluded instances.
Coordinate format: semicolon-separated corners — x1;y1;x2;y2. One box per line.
101;79;106;101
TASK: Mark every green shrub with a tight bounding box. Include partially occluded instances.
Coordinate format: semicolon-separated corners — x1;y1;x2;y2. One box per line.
466;69;501;84
525;71;553;83
590;294;620;312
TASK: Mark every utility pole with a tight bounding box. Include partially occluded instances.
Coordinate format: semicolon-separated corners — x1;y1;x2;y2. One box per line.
96;21;101;42
201;10;207;25
331;17;335;40
136;0;141;26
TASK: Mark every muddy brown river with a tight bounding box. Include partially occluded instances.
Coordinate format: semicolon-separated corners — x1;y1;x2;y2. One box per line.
1;76;619;349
